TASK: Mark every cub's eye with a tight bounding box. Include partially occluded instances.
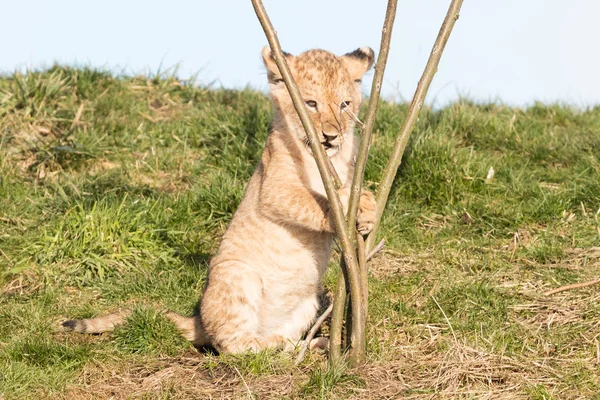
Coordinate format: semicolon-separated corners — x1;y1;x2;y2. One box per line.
354;79;362;83
305;100;318;109
340;101;351;109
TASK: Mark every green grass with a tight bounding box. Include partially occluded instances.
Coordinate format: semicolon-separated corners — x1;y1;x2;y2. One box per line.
113;308;193;356
301;361;363;399
1;66;600;398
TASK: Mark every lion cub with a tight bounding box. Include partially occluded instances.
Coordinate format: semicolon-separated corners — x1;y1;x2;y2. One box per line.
63;47;377;354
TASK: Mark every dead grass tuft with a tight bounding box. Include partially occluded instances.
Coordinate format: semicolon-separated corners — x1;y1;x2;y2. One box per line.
64;355;300;400
368;252;435;279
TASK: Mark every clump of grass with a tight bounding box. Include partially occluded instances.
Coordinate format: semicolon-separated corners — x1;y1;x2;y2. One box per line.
113;308;192;356
301;360;363;399
428;281;512;332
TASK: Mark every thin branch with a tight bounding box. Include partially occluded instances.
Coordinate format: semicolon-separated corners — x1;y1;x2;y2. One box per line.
324;156;345;364
295;303;334;365
366;239;386;261
347;0;398;234
330;0;398;366
233;366;253;399
365;0;464;253
357;232;368;317
324;155;343;189
544;279;600;296
329;262;347;363
251;0;365;365
431;295;458;345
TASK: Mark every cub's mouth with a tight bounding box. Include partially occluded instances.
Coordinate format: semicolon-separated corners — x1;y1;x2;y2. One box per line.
323;141;340;156
304;139;341;157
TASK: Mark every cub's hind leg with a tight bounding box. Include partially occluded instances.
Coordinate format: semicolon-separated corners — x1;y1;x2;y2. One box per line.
200;261;269;354
218;334;291;354
261;295;321;351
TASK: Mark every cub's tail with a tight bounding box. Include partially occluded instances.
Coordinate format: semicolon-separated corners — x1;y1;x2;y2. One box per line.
62;311;130;334
61;309;209;347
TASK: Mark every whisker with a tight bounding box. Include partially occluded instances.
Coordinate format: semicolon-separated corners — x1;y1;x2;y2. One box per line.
334;90;363;127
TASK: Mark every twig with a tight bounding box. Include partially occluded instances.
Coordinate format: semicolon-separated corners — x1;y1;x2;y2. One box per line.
251;0;365;365
233;366;253;399
295;303;334;365
357;232;368;308
347;0;398;233
335;90;364;127
365;0;464;253
329;263;347;363
366;239;386;261
431;295;458;344
544;279;600;296
324;155;343;188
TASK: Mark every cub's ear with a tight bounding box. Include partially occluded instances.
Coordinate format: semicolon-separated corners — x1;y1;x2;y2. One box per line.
342;47;375;82
261;46;294;85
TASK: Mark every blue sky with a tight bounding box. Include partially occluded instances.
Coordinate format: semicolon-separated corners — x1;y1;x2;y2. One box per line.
3;0;599;107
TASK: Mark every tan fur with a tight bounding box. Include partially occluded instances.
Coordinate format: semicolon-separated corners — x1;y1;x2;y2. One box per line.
62;47;377;354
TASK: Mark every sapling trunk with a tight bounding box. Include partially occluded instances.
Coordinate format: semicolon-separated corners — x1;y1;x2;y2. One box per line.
329;0;398;364
251;0;463;366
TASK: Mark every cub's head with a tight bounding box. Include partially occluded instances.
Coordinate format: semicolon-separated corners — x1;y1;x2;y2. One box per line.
262;46;374;156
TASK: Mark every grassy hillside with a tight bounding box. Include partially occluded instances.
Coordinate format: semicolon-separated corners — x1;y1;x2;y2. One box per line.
1;66;599;399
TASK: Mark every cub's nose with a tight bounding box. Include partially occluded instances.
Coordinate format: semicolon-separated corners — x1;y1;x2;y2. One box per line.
322;132;339;143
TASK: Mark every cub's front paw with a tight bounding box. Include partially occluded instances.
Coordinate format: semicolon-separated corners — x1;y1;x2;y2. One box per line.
357;190;376;235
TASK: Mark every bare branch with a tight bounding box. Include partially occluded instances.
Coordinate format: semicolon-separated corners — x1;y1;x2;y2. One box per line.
357;232;368;318
295;303;334;366
330;0;398;365
329;264;347;363
347;0;398;233
251;0;365;364
544;279;600;296
366;0;464;253
366;239;386;261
